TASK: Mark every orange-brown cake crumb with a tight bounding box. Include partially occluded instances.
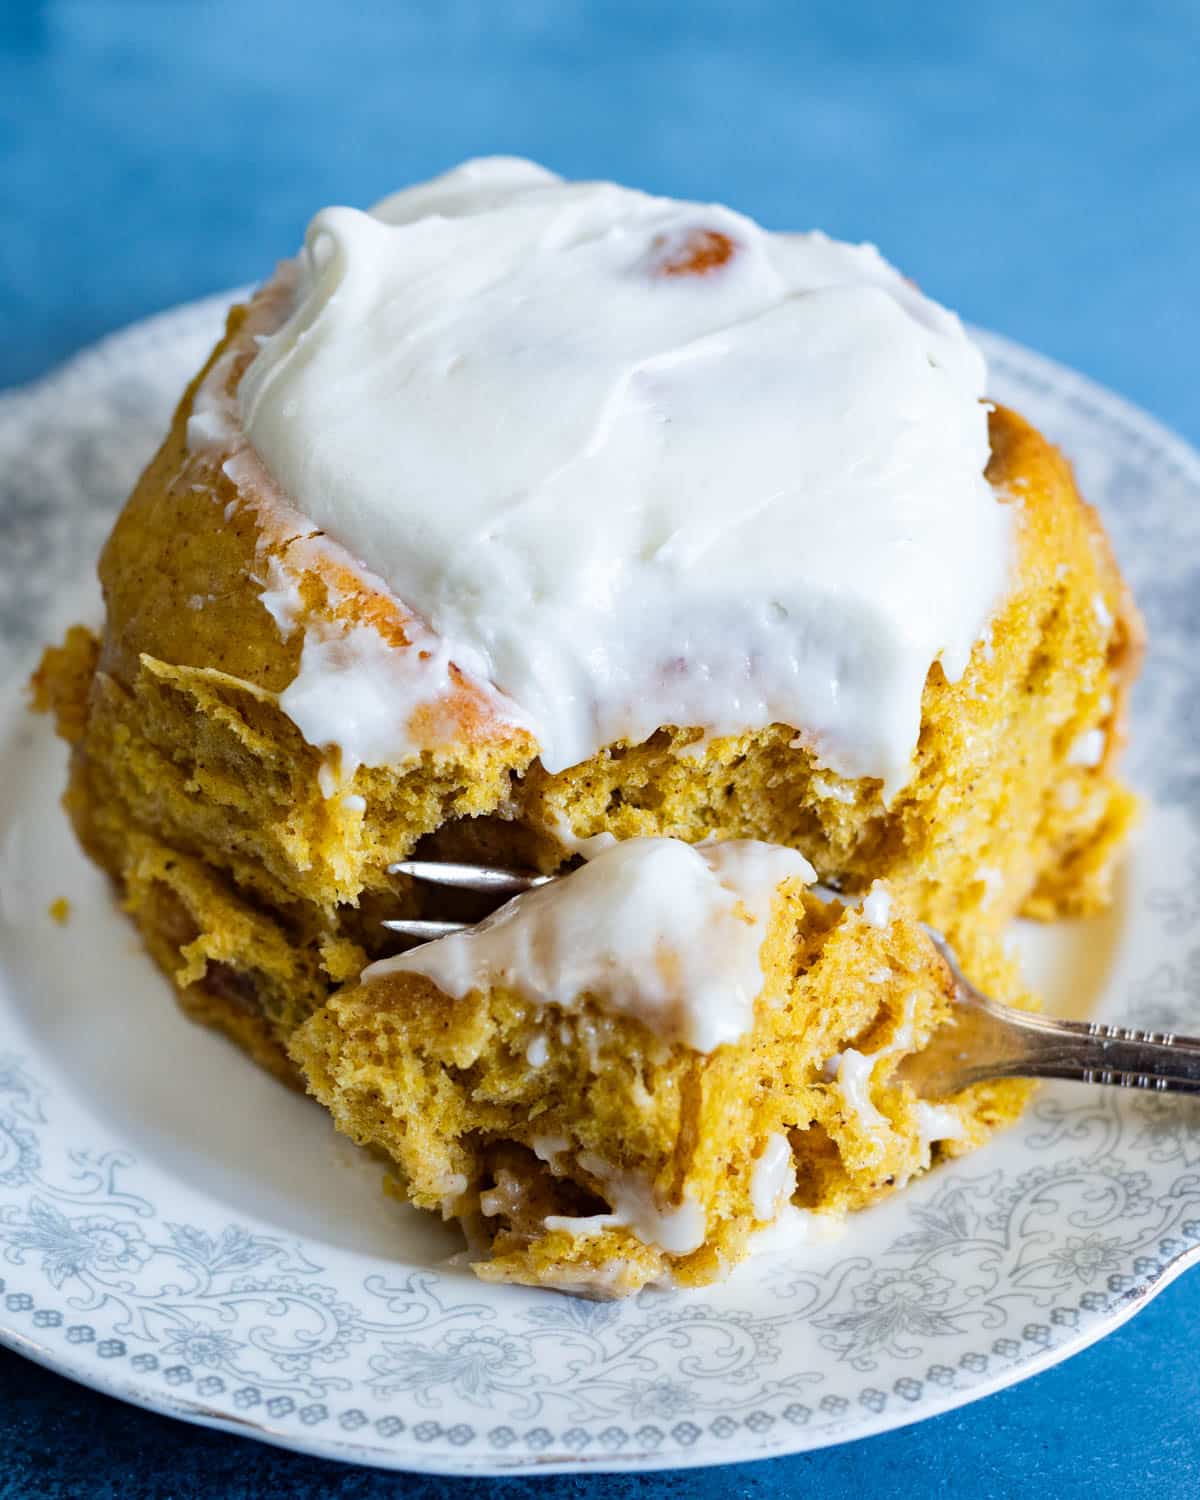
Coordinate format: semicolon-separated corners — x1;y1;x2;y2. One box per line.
289;850;1030;1295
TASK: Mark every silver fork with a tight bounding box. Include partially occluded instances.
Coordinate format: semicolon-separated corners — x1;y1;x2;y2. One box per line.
385;859;1200;1099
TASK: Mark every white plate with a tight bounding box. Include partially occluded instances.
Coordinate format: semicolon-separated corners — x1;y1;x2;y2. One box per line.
0;296;1198;1477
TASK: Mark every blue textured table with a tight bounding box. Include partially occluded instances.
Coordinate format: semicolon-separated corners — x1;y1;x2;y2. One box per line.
3;3;1199;1494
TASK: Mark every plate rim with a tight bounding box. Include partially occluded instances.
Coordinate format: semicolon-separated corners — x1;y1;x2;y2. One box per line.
3;1243;1196;1479
1;296;1198;1476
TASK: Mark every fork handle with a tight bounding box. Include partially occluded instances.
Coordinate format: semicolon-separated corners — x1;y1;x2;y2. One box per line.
911;929;1200;1098
958;1005;1200;1095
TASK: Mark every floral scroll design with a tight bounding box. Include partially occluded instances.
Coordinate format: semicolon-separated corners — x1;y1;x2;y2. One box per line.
362;1288;830;1423
0;1052;369;1401
807;1143;1200;1371
0;1047;844;1422
3;1018;1200;1443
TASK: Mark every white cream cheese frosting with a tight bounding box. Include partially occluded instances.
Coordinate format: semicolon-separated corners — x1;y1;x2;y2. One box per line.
544;1154;706;1255
237;157;1011;791
750;1132;797;1222
362;836;814;1052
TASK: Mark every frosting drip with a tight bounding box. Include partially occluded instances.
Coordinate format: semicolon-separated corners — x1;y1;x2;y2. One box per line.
239;157;1010;788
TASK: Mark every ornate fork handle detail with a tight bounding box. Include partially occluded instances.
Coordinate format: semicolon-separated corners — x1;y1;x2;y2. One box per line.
902;931;1200;1099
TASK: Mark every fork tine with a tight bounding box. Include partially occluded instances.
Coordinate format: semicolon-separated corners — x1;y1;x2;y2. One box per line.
381;918;470;939
387;859;554;895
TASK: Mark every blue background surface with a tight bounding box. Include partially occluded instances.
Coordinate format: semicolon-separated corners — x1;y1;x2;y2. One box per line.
3;1;1199;1493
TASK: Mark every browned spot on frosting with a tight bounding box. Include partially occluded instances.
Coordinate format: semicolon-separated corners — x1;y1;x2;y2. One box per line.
654;228;736;277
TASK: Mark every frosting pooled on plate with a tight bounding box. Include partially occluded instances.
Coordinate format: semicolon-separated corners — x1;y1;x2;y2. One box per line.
362;837;815;1053
239;157;1010;790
